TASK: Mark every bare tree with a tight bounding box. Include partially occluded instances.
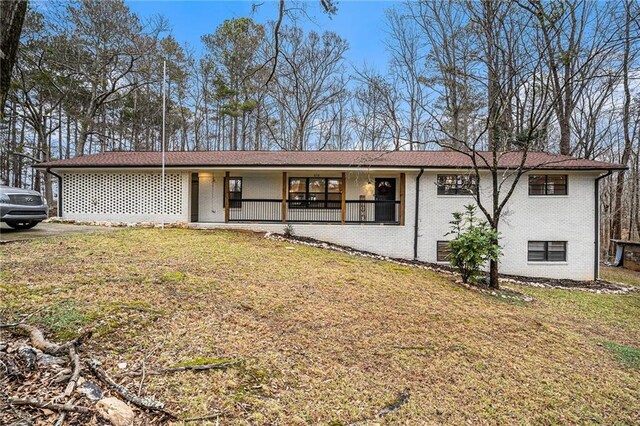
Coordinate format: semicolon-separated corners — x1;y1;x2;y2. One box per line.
612;0;638;242
385;8;427;150
416;0;564;288
522;0;621;155
268;27;348;150
55;0;165;155
0;0;27;119
407;1;483;149
351;68;400;151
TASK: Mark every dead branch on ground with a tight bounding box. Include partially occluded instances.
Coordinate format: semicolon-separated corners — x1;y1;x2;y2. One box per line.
7;397;93;414
6;323;91;356
115;359;244;378
86;358;178;419
377;389;410;417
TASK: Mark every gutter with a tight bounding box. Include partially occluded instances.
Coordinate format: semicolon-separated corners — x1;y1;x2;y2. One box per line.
46;167;63;217
413;167;425;260
594;170;613;280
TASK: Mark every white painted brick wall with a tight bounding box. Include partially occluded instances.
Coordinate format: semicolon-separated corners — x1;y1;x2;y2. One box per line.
415;171;598;280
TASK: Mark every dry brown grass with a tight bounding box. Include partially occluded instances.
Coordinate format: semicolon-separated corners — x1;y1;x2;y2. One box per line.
602;265;640;288
1;229;639;425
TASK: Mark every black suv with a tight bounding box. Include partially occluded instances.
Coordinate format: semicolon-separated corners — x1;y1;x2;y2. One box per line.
0;185;49;229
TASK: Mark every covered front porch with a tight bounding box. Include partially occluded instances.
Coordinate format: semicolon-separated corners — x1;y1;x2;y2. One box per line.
190;170;407;225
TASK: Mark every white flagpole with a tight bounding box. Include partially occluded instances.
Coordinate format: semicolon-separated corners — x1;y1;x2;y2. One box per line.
161;60;166;229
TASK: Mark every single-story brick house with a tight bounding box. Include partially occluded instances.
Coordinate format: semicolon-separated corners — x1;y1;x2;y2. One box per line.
37;150;624;281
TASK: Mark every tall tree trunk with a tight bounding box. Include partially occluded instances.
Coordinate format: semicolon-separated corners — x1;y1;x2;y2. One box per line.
58;104;63;159
634;150;640;239
44;129;53;207
77;124;90;156
0;0;27;119
483;0;500;151
10;100;18;185
612;0;633;242
16;115;25;187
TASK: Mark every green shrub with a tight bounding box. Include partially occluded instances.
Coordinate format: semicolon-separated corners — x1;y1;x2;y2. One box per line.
283;224;294;237
447;205;501;284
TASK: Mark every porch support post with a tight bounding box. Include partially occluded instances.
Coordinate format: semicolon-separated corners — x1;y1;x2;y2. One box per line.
282;172;287;223
341;172;346;224
400;173;406;225
224;171;230;223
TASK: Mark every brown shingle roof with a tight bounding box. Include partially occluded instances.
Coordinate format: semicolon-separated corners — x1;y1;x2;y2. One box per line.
35;150;625;170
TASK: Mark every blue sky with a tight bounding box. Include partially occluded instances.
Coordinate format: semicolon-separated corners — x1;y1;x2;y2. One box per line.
126;0;396;71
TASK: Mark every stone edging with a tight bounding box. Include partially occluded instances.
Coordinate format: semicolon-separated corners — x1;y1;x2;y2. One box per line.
264;232;637;295
44;217;190;228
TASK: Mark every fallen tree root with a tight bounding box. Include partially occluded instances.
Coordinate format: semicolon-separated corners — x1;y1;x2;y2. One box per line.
182;412;226;423
7;397;93;414
63;347;81;397
377;389;410;417
53;397;76;426
8;323;91;356
115;359;244;377
87;359;177;420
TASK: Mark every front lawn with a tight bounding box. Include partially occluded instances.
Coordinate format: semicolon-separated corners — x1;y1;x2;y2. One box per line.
1;229;639;424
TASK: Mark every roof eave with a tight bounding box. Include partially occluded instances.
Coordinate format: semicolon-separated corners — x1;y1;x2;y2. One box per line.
34;163;628;171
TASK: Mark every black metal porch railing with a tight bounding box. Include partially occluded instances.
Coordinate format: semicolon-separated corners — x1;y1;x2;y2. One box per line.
228;199;400;224
344;200;400;224
228;199;282;222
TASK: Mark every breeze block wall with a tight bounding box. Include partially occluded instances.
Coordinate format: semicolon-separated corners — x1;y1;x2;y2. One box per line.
61;170;190;222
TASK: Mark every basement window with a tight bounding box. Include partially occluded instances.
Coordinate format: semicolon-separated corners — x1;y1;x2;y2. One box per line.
528;241;567;262
437;241;452;262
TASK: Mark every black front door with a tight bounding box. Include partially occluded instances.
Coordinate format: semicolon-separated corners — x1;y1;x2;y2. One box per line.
375;178;396;223
190;173;199;222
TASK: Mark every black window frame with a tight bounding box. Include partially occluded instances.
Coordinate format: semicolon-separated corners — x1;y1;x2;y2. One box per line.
527;241;567;262
436;240;452;262
288;177;343;209
436;174;478;196
528;174;568;196
223;177;242;208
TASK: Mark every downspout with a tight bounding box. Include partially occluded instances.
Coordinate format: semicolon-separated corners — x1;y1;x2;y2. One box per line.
46;167;62;218
594;170;613;280
413;167;425;260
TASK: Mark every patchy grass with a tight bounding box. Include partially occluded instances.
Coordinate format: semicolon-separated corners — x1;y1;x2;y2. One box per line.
32;300;89;340
601;341;640;369
1;228;639;424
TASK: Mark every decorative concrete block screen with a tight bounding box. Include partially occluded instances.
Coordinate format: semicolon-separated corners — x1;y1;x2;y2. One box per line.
63;172;183;216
